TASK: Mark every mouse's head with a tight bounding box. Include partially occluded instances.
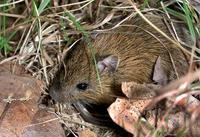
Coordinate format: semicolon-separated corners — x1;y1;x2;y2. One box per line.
49;43;120;105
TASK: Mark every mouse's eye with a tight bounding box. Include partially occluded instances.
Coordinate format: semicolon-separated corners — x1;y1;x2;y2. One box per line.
76;83;88;91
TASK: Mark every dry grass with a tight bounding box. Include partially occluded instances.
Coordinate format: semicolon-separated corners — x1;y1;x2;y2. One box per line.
0;0;200;136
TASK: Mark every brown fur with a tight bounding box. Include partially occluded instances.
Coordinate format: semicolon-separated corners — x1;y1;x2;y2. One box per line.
49;14;189;105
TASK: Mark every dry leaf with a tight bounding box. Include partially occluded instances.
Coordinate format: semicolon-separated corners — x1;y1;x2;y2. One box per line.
83;11;115;30
22;110;65;137
78;129;97;137
110;77;200;136
107;98;152;136
147;71;200;109
0;62;65;137
108;97;200;136
122;82;159;99
174;94;200;113
0;62;42;136
0;61;26;75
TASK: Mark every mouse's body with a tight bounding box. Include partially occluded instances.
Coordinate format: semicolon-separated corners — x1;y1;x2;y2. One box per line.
49;14;189;107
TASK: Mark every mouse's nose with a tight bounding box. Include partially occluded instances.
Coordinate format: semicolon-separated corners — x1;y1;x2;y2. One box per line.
49;86;65;103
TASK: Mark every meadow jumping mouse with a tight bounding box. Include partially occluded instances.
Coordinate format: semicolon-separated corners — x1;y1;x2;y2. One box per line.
49;14;189;108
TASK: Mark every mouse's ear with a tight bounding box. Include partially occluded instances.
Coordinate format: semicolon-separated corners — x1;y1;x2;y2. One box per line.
97;55;119;74
153;56;168;86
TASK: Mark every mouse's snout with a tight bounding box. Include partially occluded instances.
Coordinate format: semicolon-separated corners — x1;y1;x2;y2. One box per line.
49;86;65;103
